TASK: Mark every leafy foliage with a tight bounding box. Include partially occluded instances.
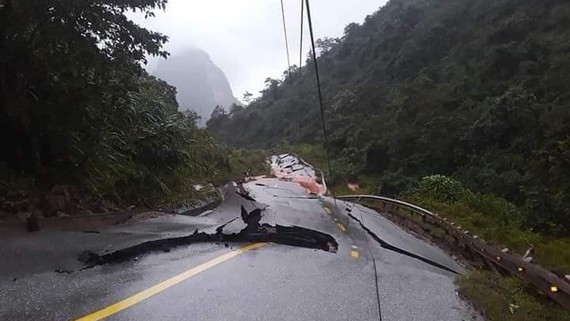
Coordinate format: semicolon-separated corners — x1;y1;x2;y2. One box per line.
1;0;167;179
416;175;470;204
0;0;262;209
458;270;570;321
208;0;570;235
406;175;569;274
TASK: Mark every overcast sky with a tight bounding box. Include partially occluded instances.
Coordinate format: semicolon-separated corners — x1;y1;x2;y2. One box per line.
131;0;387;100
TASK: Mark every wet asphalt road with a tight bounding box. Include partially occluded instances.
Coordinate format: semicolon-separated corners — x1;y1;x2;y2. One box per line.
0;178;478;321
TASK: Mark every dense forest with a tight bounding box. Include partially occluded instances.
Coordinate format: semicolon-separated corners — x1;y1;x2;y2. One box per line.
207;0;570;235
0;1;568;318
0;0;263;216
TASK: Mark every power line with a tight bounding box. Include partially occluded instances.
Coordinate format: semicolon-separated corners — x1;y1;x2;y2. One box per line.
299;0;304;76
280;0;292;81
294;0;305;132
304;0;338;209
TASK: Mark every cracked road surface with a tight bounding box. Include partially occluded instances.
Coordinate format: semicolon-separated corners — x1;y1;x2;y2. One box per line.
0;178;479;321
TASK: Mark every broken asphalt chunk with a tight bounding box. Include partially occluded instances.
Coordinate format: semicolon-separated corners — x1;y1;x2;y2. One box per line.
78;206;338;267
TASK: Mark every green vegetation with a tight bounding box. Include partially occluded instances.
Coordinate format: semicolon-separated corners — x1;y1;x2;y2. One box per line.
206;0;570;317
0;0;264;214
208;0;570;236
407;175;569;274
357;174;569;320
458;270;570;321
210;148;269;185
270;143;570;274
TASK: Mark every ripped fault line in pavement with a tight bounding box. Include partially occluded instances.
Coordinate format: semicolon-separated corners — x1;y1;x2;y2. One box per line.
79;188;338;268
345;207;459;274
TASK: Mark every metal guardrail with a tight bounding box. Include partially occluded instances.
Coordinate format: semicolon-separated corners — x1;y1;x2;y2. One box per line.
337;194;570;310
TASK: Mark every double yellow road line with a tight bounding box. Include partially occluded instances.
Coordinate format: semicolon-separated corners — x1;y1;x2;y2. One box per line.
323;205;359;259
324;206;347;232
75;242;266;321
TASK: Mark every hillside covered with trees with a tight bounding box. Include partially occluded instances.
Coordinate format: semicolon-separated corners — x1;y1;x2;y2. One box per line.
0;0;263;217
207;0;570;235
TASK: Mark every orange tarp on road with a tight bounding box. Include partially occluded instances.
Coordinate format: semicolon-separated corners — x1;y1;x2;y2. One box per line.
271;167;326;195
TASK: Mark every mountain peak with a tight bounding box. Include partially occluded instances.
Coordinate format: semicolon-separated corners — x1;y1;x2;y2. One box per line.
152;48;238;125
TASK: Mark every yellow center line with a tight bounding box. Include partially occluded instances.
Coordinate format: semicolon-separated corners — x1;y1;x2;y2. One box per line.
351;250;360;259
74;242;266;321
336;222;347;232
323;206;331;214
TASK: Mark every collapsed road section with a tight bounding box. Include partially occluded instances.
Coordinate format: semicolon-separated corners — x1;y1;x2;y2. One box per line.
79;187;338;267
271;154;326;195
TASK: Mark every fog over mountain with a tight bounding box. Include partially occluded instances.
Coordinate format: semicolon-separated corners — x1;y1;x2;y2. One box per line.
152;48;238;125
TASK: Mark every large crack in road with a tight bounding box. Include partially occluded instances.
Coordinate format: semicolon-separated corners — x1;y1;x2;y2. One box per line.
345;206;459;274
79;189;338;268
77;183;457;277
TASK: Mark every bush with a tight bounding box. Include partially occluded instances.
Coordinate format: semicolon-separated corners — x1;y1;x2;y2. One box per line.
458;270;570;321
417;175;469;203
534;238;570;274
376;170;418;197
406;184;568;272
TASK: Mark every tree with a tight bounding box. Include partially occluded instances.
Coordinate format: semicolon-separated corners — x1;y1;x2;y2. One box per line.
263;78;281;91
229;103;244;115
315;37;340;56
181;110;201;128
343;22;360;38
210;105;227;119
0;0;169;177
0;0;251;208
207;0;570;235
260;78;281;98
242;91;253;104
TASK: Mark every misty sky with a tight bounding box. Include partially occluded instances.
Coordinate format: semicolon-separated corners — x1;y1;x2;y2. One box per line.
131;0;387;101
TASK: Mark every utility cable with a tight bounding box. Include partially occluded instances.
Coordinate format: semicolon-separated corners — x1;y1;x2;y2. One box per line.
299;0;304;77
301;4;381;317
304;0;339;213
295;0;305;132
280;0;292;82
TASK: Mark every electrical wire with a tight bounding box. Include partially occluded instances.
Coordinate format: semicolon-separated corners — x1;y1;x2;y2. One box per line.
295;0;305;131
304;0;338;211
280;0;292;81
297;3;382;318
299;0;304;77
